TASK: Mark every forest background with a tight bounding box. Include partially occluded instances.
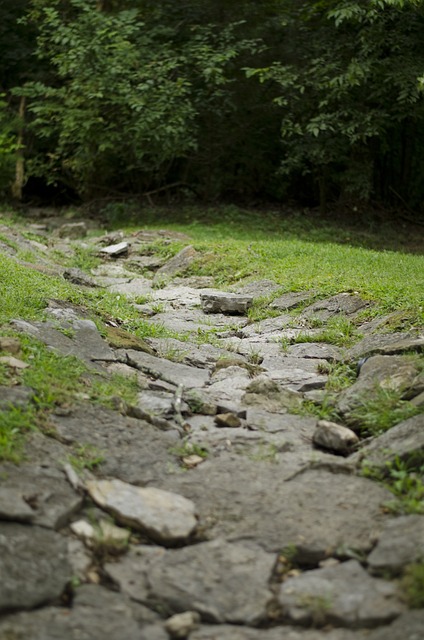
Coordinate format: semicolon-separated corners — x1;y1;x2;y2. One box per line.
1;0;424;217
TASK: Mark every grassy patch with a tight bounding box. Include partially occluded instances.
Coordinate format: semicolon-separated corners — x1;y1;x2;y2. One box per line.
362;455;424;515
0;334;140;462
348;387;421;436
0;406;38;463
68;444;105;472
402;564;424;608
294;316;361;348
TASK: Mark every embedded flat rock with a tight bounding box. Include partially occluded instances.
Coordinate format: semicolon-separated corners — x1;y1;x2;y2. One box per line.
86;479;198;544
105;539;274;624
351;413;424;468
0;463;83;529
302;294;370;320
0;583;163;640
192;626;366;640
157;466;391;562
347;332;423;360
125;349;210;388
270;290;316;310
49;403;179;485
366;610;424;640
11;316;115;365
278;560;404;628
367;515;424;575
0;523;70;611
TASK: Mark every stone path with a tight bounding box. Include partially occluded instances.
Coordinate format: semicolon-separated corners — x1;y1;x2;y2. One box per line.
0;217;423;639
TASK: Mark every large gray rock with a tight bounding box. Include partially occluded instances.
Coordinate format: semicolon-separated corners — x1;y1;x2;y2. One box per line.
157;464;391;563
86;479;198;544
367;515;424;575
352;414;424;468
105;539;274;624
49;403;180;485
264;357;328;392
0;463;82;529
125;349;210;388
107;277;153;298
270;290;316;311
11;314;115;367
366;610;424;640
0;488;36;523
0;584;162;640
201;291;253;315
243;375;303;413
287;342;344;362
0;523;70;611
278;560;404;628
348;333;423;360
302;294;371;320
146;337;235;369
337;355;421;420
192;626;366;640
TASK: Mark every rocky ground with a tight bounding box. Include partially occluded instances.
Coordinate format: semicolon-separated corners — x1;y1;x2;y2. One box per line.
0;212;423;639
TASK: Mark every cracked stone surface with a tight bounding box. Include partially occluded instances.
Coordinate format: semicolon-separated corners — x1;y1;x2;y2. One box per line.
1;220;423;639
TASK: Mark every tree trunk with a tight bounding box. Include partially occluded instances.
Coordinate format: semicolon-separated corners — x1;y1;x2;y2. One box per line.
11;96;26;201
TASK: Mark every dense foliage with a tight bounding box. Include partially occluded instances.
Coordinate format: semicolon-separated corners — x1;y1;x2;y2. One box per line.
1;0;424;212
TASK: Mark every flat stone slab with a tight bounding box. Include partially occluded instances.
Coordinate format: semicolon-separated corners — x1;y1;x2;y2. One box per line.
0;584;162;640
0;487;36;522
0;523;70;611
192;626;366;640
86;478;198;544
347;333;423;360
148;307;248;334
278;560;404;628
287;342;344;361
0;463;82;529
265;359;328;392
146;337;235;368
49;403;179;485
366;610;424;640
105;539;275;624
157;465;391;563
352;413;424;468
12;315;115;366
107;277;153;298
125;349;210;388
302;294;371;320
270;290;316;311
367;515;424;575
201;292;253;315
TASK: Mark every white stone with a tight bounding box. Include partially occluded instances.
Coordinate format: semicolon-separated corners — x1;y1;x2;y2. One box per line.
86;479;197;544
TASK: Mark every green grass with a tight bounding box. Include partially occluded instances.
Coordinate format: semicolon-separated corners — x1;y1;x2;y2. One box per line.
65;204;423;323
402;564;424;608
348;387;421;436
0;334;140;462
362;455;424;515
294;316;362;347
